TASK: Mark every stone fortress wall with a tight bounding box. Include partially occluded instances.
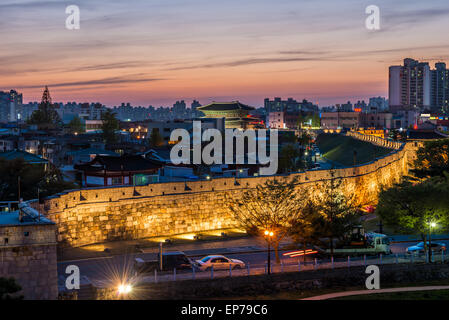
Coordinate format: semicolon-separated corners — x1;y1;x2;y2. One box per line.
0;223;58;299
346;131;404;149
31;133;419;248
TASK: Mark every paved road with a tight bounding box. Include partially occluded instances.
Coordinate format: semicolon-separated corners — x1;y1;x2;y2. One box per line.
303;285;449;300
57;238;449;290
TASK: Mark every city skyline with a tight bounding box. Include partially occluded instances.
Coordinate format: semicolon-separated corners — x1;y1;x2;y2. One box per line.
1;0;449;107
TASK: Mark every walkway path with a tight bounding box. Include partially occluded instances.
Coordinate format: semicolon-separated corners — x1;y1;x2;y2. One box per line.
302;285;449;300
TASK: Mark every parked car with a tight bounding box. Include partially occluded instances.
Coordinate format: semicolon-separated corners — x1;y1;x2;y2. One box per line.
134;251;195;273
195;255;245;271
406;242;446;254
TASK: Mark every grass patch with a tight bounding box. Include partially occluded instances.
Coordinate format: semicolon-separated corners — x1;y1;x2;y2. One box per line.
316;134;392;167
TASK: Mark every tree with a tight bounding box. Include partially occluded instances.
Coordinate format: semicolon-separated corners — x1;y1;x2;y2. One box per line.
149;128;164;147
298;131;312;147
289;200;322;262
310;171;362;256
101;109;119;145
377;175;449;261
67;116;85;135
278;144;300;173
226;177;309;263
0;277;22;300
414;139;449;177
0;158;77;201
27;86;62;130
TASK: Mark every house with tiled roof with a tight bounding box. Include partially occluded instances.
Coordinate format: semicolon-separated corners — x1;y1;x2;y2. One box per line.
74;154;163;186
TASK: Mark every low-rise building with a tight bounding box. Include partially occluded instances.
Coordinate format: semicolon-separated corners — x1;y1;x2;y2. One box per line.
320;111;361;129
359;112;393;129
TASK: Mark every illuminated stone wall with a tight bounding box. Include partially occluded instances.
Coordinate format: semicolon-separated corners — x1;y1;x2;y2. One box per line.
31;136;416;247
0;223;58;299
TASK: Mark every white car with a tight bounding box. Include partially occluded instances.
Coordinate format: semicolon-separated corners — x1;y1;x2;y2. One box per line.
195;255;245;271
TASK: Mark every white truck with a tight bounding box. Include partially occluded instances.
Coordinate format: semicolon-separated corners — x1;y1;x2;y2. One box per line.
323;232;392;256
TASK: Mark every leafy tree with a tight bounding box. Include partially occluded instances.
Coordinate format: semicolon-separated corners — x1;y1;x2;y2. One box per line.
67;116;85;134
0;158;76;201
296;114;304;130
149;128;164;147
377;175;449;260
0;277;22;300
101;109;119;145
289;200;322;262
226;177;309;263
278;144;300;173
298;131;312;146
310;171;362;256
27;86;62;130
414;139;449;177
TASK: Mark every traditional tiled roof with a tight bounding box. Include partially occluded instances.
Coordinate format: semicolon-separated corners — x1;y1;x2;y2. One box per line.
197;101;255;111
66;148;119;157
74;154;163;173
407;130;449;140
0;150;48;164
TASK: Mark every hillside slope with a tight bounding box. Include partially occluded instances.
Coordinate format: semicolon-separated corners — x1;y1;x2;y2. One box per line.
316;134;393;167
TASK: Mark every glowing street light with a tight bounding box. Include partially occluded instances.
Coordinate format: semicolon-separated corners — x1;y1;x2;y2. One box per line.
264;230;274;237
264;230;274;274
428;220;438;263
118;283;132;295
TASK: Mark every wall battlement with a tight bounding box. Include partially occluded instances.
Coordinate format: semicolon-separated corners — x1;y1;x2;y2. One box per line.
31;135;417;247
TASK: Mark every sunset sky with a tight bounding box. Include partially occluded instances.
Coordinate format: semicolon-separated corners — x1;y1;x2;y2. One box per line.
1;0;449;108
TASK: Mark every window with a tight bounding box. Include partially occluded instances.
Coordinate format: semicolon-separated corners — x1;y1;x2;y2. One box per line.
112;177;122;185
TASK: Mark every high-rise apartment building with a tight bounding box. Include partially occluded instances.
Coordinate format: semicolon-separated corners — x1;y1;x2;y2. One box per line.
389;58;431;111
0;90;23;123
431;62;449;113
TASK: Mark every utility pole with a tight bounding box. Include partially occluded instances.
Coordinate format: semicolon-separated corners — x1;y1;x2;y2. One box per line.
18;176;21;203
159;242;163;271
37;187;40;221
377;220;383;234
264;230;274;275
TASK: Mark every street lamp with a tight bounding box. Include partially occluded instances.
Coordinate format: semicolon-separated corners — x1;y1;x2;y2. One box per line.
428;221;437;263
117;283;133;297
264;230;274;274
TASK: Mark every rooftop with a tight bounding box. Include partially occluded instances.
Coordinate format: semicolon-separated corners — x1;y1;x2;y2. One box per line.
408;130;449;140
197;101;255;111
66;147;119;157
0;210;54;227
74;154;163;173
0;150;48;164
